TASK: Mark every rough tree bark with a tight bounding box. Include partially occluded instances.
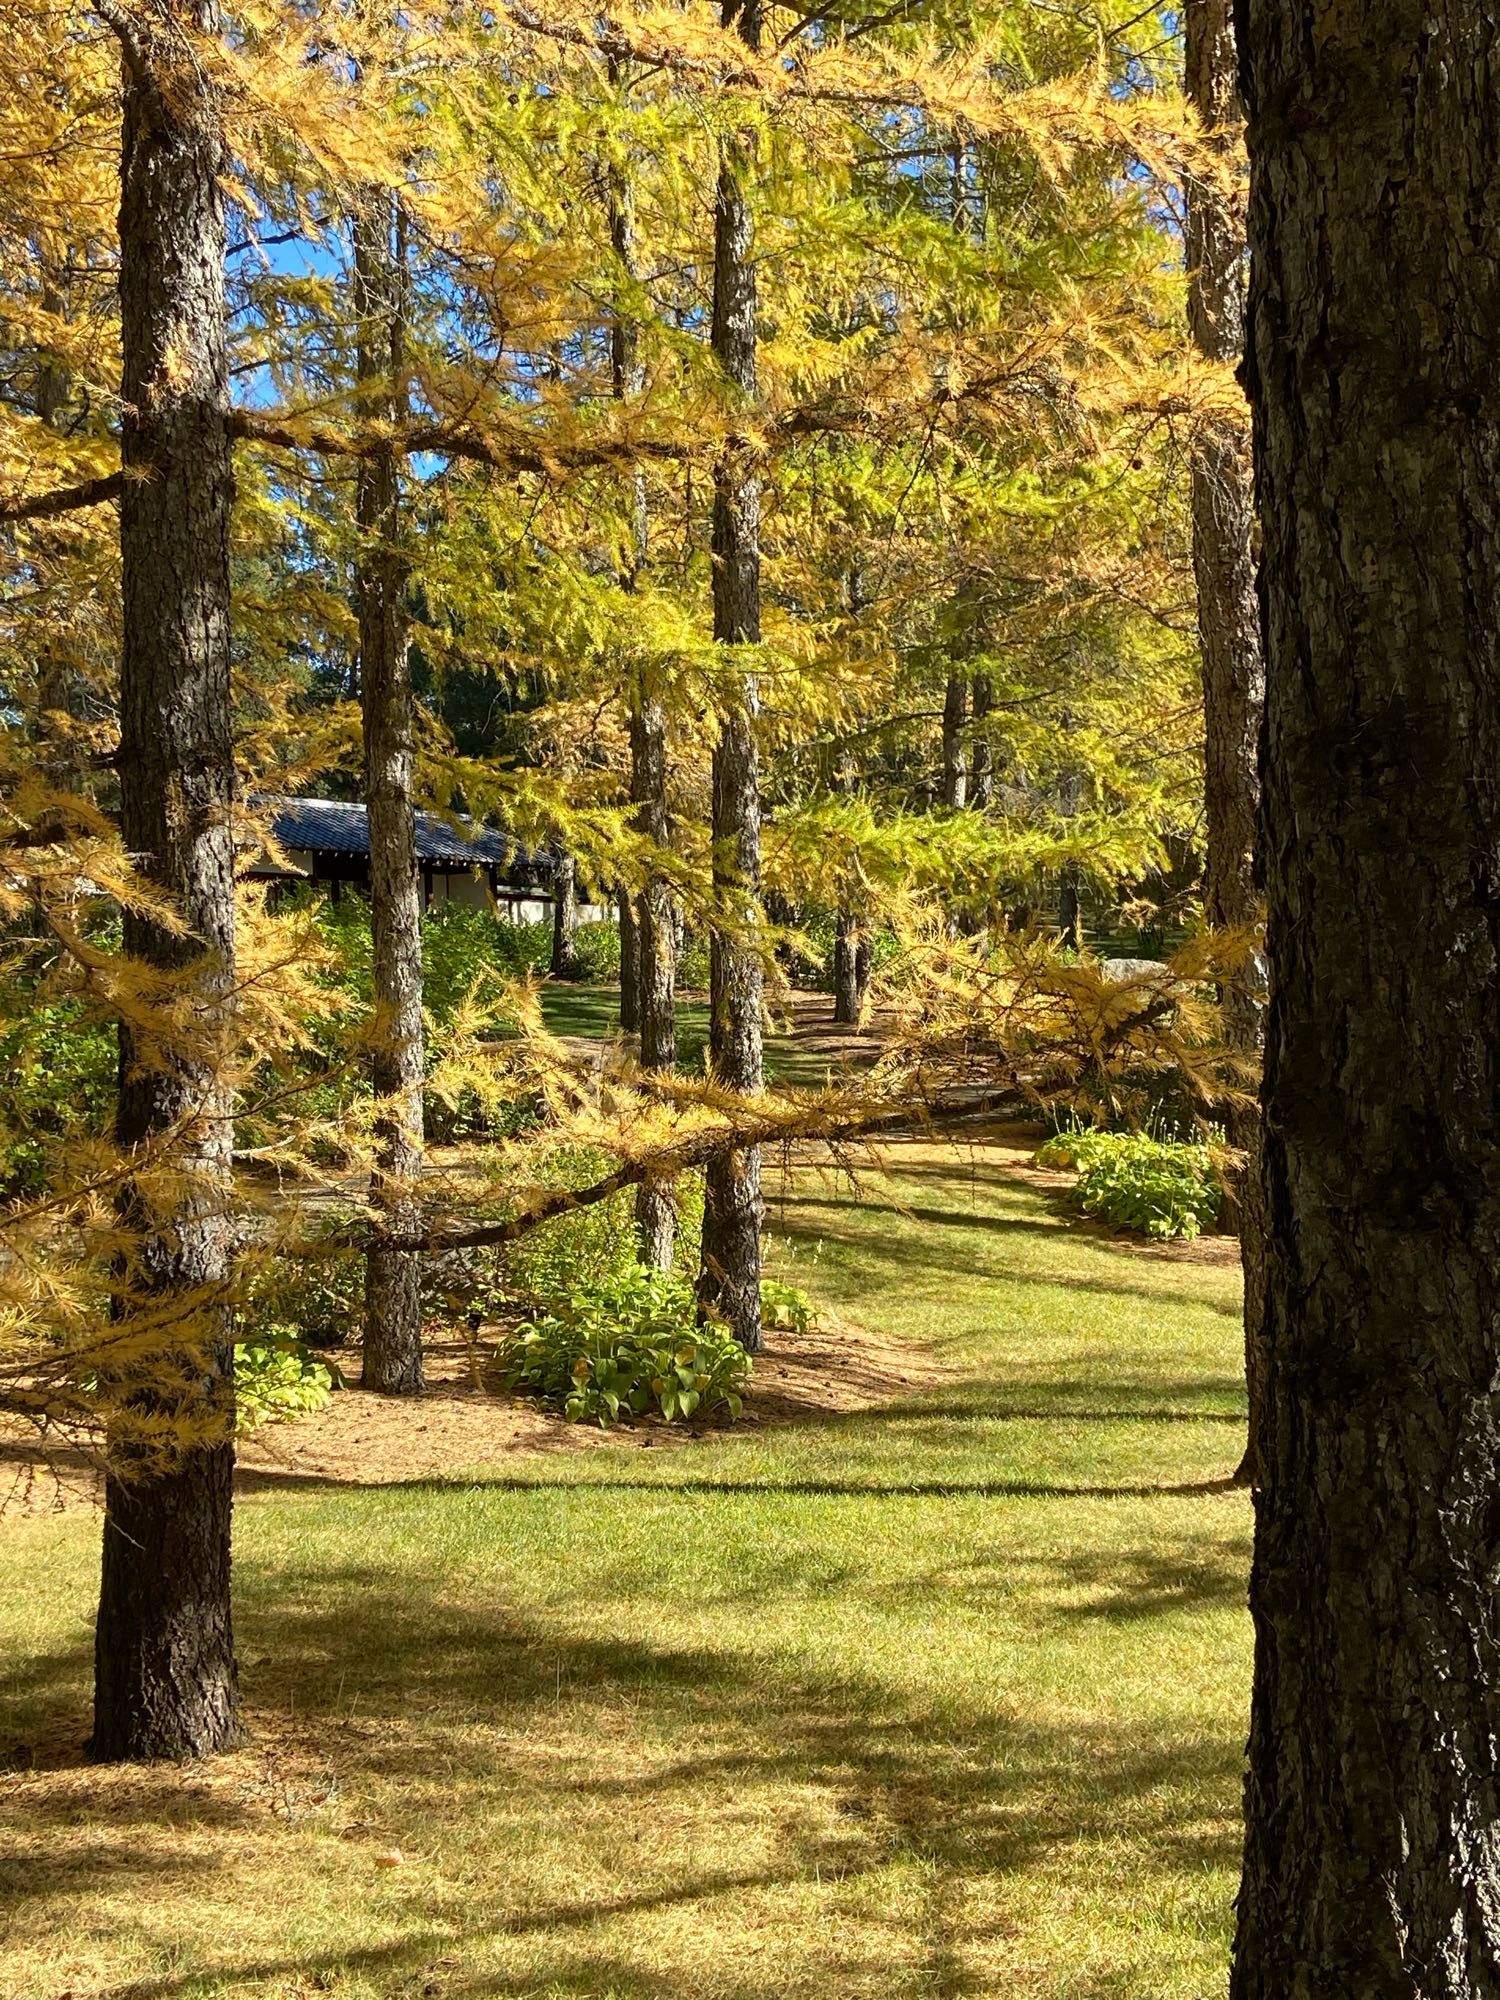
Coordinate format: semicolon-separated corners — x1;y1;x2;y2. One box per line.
940;675;968;808
1184;0;1267;1488
1231;5;1500;1993
609;149;678;1268
92;0;241;1762
550;850;580;979
969;674;993;809
832;749;863;1026
632;673;678;1268
1056;760;1082;950
618;893;639;1032
355;190;424;1396
697;0;764;1352
833;909;861;1025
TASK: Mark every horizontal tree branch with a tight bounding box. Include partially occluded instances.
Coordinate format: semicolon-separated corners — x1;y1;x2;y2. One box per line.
0;468;124;522
367;1084;1020;1256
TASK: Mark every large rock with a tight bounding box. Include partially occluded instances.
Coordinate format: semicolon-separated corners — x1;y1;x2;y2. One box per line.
1098;957;1167;983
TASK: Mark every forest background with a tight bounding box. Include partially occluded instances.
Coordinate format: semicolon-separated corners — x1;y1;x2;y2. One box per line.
0;0;1253;1761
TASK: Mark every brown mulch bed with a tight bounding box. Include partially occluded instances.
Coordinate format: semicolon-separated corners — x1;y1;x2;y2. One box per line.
0;1314;948;1520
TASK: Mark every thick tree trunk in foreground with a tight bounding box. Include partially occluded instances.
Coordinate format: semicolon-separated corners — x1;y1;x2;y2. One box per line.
940;675;967;808
93;0;240;1762
698;0;764;1352
1231;7;1500;1994
550;850;580;978
355;192;424;1396
1184;0;1267;1488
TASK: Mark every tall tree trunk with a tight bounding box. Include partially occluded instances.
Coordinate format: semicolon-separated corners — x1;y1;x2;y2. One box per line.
1232;7;1500;1993
355;190;423;1396
831;749;862;1025
698;0;763;1353
32;281;81;790
618;892;640;1031
969;673;993;809
550;850;580;978
93;0;240;1762
940;674;967;808
1056;762;1082;951
632;684;677;1267
836;912;856;1024
1185;0;1267;1489
609;144;678;1269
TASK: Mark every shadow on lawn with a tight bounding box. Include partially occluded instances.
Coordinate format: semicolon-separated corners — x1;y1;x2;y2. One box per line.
232;1468;1241;1503
775;1201;1242;1319
3;1559;1244;1999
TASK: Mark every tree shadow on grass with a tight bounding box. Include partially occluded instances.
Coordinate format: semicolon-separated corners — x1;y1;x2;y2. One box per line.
5;1562;1244;1998
232;1467;1240;1502
775;1203;1241;1322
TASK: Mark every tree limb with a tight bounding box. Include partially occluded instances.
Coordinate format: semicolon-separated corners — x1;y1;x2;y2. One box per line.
0;469;125;522
370;1085;1020;1256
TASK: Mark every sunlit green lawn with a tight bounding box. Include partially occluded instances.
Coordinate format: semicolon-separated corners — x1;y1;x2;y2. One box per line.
0;1134;1250;2000
538;982;851;1087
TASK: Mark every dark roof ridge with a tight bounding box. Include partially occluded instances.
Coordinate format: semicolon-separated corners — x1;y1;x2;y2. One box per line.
260;794;555;878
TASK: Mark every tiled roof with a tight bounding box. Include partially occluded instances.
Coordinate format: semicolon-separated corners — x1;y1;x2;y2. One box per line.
268;797;554;880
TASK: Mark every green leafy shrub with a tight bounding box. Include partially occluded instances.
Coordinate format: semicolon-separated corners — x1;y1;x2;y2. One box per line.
567;917;622;982
761;1275;817;1333
421;904;553;1005
292;898;545;1144
677;927;712;989
1038;1129;1222;1240
1034;1127;1113;1173
234;1340;335;1432
0;996;117;1197
492;1265;750;1425
242;1251;366;1348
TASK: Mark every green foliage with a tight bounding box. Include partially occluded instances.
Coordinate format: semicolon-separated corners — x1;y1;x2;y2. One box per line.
425;1161;708;1342
243;1249;365;1348
421;904;552;1008
0;995;117;1197
493;1265;750;1426
566;918;621;983
1037;1130;1222;1240
233;1339;335;1433
761;1276;817;1334
678;928;712;990
292;898;544;1143
1034;1127;1113;1172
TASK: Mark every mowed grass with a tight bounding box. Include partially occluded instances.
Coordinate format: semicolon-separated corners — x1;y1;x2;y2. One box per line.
0;1136;1251;2000
538;983;851;1088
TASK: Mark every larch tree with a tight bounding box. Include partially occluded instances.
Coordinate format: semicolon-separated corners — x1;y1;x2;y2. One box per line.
90;0;241;1761
940;673;968;809
606;123;679;1267
1232;2;1500;1992
697;0;765;1351
354;186;425;1396
550;849;581;978
1183;0;1266;1487
969;673;993;809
